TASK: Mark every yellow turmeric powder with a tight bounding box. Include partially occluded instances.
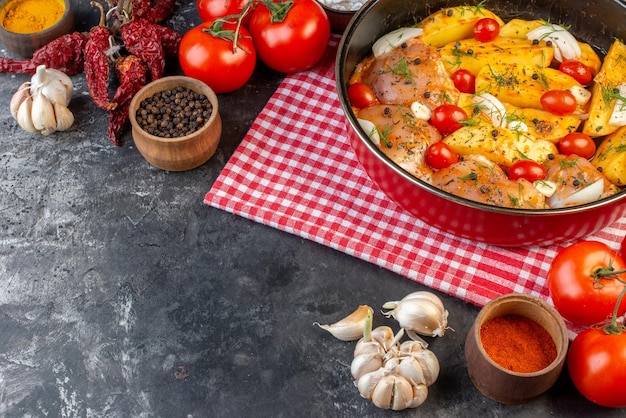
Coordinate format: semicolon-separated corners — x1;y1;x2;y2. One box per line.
0;0;65;34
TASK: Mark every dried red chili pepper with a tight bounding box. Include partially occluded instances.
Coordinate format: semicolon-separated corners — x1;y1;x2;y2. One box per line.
107;0;176;23
107;54;147;146
129;0;151;21
140;0;177;23
0;31;87;75
84;2;116;110
121;18;165;81
156;25;182;56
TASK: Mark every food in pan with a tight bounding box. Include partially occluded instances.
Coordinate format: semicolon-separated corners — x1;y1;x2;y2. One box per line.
346;5;625;209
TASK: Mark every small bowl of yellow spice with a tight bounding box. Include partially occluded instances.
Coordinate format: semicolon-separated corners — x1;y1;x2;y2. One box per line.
0;0;74;57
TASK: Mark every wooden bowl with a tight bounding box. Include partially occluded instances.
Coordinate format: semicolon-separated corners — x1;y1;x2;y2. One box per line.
129;76;222;172
464;293;569;404
0;0;74;58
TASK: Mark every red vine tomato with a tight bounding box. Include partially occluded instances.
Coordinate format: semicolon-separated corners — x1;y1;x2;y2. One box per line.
568;327;626;408
547;240;626;325
249;0;331;74
621;235;626;259
179;20;257;93
197;0;250;23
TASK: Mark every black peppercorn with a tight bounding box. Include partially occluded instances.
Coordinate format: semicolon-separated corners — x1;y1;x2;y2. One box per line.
136;86;213;138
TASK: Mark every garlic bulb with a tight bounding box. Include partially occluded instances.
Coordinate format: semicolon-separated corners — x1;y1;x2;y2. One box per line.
10;64;74;136
314;305;374;341
382;291;450;340
352;320;440;410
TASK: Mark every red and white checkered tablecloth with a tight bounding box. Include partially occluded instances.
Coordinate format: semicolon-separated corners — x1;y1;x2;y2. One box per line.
204;35;626;312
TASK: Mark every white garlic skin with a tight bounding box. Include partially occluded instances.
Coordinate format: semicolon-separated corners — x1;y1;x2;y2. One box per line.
382;291;450;337
11;65;74;136
352;326;440;411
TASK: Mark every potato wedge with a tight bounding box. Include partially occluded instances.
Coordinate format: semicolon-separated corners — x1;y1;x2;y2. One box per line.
457;93;581;142
592;125;626;186
497;18;601;74
442;124;558;167
417;6;504;48
582;39;626;137
504;105;582;143
579;43;602;75
475;63;586;110
440;37;554;76
498;19;543;38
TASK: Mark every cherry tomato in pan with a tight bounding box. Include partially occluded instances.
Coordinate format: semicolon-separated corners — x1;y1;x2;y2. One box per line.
559;59;593;85
347;82;378;108
547;240;626;326
425;142;459;169
430;104;468;136
473;18;500;42
508;160;547;182
540;89;577;116
451;69;476;94
558;132;596;159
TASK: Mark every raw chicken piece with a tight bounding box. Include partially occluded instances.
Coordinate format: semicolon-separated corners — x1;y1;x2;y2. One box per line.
358;104;441;182
351;37;459;109
431;155;546;209
545;154;619;208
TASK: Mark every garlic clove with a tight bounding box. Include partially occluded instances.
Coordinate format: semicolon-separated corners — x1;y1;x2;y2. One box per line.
407;383;429;408
31;93;57;135
42;81;70;107
398;340;440;386
371;374;414;410
10;82;31;120
16;97;38;134
46;67;73;104
54;103;74;132
369;326;395;352
314;305;374;341
30;65;73;107
354;340;386;357
356;368;386;399
382;291;450;337
351;352;384;380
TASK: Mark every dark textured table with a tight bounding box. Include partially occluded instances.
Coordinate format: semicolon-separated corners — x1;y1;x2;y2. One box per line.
0;1;625;417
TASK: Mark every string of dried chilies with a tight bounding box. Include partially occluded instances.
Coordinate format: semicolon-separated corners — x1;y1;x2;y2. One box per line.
0;0;181;146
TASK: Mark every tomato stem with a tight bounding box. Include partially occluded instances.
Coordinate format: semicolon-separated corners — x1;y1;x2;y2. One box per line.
591;259;626;286
259;0;294;23
604;286;626;335
204;17;252;54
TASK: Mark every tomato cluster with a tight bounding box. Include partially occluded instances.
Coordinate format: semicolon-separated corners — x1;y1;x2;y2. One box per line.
547;239;626;408
181;0;331;93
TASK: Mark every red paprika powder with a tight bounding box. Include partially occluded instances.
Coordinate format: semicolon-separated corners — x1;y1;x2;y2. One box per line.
479;314;557;373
